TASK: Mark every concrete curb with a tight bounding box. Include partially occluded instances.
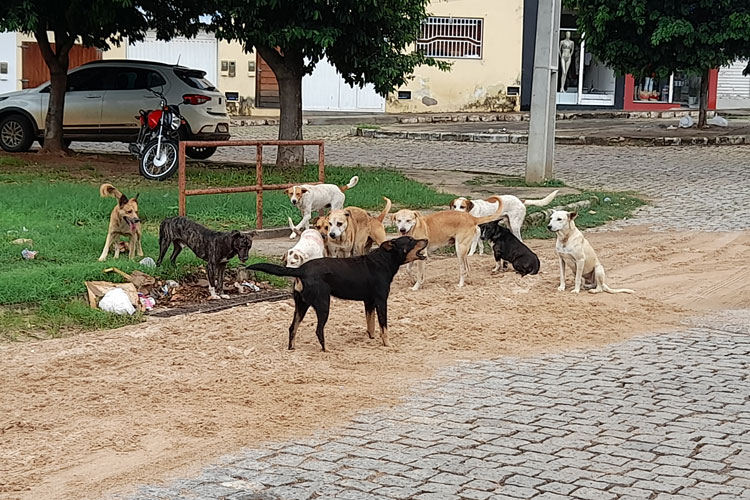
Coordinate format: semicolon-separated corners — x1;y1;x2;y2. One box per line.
230;110;716;127
353;127;750;147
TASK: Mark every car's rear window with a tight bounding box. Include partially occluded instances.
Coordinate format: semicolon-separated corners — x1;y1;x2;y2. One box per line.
173;68;216;91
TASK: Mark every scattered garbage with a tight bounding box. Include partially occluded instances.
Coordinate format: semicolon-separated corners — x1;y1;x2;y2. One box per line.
138;293;156;311
241;281;261;292
103;267;156;291
166;280;179;288
11;238;33;245
21;248;38;260
99;288;137;315
603;197;612;203
707;115;729;127
139;257;156;268
85;281;140;312
679;115;694;128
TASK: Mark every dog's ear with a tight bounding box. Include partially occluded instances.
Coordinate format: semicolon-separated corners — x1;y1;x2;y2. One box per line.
569;211;578;221
311;216;319;225
281;251;288;264
133;193;140;202
413;211;422;218
118;194;128;206
380;240;394;251
449;198;458;209
344;210;351;217
231;230;242;238
466;200;474;212
285;187;294;196
300;188;308;194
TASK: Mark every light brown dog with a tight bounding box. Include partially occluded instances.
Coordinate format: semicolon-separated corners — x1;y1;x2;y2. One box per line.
325;197;392;257
98;183;143;262
393;205;503;289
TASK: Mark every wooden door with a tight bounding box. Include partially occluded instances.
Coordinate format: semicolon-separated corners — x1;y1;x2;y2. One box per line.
21;42;102;89
255;54;280;108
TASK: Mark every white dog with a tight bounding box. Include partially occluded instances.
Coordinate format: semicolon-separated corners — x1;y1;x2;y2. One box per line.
450;190;558;255
547;210;634;294
286;176;359;238
283;217;326;268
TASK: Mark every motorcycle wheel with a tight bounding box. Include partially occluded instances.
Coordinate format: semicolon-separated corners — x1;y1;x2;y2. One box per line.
139;138;179;181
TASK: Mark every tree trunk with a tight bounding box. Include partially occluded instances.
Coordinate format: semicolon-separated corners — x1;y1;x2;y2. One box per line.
36;30;74;155
257;46;304;167
698;67;710;128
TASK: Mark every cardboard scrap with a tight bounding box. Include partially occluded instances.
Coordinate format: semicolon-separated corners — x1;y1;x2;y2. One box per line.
103;267;156;292
85;281;140;310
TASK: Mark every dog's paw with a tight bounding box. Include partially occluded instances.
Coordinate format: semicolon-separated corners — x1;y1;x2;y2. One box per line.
97;257;107;262
220;294;230;300
571;289;580;294
411;283;421;291
557;285;566;292
208;295;221;301
289;233;298;239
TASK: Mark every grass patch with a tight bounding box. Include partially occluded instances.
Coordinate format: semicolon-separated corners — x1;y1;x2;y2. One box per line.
0;160;453;339
465;175;567;188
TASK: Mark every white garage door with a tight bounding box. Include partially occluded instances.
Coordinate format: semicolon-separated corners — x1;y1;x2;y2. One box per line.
126;32;218;86
302;57;385;112
718;59;750;109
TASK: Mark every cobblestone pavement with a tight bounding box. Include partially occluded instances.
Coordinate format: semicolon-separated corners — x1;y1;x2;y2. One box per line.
124;312;750;500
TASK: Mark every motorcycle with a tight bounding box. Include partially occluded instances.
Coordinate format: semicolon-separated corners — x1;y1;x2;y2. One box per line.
130;88;185;181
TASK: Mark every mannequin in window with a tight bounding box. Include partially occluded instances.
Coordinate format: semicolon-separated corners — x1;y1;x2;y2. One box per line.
559;31;575;92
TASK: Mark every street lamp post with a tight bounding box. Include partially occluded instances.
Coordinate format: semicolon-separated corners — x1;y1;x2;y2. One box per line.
526;0;562;183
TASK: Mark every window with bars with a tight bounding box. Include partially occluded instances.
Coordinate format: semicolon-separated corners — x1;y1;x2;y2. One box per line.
417;17;483;59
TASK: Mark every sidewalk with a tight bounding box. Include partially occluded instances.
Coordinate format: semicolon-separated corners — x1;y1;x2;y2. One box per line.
353;117;750;146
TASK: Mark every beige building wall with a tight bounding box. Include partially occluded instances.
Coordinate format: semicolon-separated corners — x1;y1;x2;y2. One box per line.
388;0;524;113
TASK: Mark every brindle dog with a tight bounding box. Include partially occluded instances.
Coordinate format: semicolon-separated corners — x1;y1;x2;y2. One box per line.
157;216;255;300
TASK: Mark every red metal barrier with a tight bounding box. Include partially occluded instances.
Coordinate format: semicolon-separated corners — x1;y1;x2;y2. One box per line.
178;140;325;229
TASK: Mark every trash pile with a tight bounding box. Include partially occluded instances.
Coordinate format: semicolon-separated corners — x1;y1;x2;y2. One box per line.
85;266;269;315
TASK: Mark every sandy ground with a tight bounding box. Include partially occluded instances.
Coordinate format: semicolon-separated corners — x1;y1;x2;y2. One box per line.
1;226;750;500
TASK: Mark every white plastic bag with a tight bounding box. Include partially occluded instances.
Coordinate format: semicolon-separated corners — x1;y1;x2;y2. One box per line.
679;115;694;128
99;287;136;315
707;115;728;127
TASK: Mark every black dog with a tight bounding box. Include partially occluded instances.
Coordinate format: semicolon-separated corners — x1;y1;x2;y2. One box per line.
157;216;255;299
480;223;540;276
246;236;428;351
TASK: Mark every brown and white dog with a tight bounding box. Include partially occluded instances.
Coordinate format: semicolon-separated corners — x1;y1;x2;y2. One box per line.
98;183;143;262
286;176;359;238
393;205;504;289
324;197;392;257
283;217;327;268
548;210;634;294
450;190;558;255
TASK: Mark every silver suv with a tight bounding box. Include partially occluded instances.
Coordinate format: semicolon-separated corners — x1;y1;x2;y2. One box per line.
0;60;230;159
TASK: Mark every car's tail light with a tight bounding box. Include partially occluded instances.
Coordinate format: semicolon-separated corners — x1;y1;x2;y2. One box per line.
182;94;211;105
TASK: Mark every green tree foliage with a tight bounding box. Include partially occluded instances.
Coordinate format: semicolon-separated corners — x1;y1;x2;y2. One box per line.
209;0;448;166
569;0;750;126
0;0;202;154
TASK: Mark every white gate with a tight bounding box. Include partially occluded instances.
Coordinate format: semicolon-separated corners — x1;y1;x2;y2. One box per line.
126;32;218;86
302;57;385;112
718;59;750;109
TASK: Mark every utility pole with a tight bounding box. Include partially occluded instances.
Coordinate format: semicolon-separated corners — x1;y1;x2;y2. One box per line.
526;0;562;183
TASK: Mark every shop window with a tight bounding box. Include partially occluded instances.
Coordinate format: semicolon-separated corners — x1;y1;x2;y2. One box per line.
634;72;701;107
556;28;616;106
417;17;483;59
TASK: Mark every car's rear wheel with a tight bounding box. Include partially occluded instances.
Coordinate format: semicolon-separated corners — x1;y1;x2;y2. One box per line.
0;114;34;153
185;145;217;160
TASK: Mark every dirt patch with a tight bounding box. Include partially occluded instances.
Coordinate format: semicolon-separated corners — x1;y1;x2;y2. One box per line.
1;226;749;500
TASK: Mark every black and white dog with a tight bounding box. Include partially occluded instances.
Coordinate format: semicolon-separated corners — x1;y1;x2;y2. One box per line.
157;216;255;299
480;223;540;276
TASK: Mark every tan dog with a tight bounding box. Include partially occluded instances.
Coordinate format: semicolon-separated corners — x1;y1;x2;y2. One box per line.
98;183;143;262
547;210;634;294
393;205;504;289
326;197;392;257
